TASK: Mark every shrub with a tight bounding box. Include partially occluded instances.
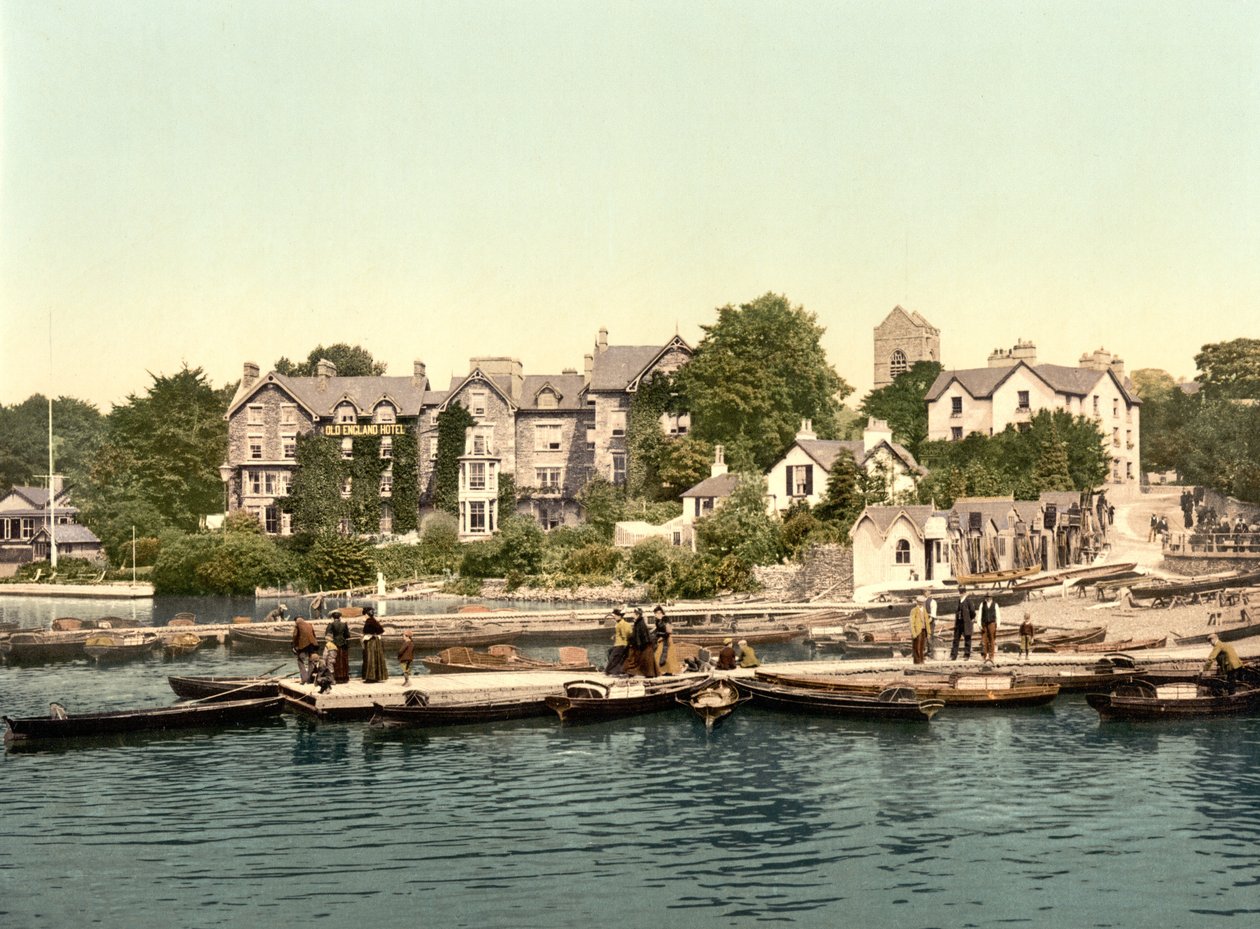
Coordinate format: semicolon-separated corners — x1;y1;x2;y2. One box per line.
562;542;623;577
305;535;376;591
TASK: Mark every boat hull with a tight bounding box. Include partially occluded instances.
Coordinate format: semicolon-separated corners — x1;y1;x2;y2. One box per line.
736;678;943;721
3;697;286;742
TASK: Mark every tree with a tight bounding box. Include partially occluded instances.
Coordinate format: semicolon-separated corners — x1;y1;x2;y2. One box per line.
1194;338;1260;400
857;360;943;459
693;474;782;566
625;372;677;501
306;535;376;590
0;395;105;494
285;431;345;537
432;404;475;515
814;451;866;533
390;430;420;535
77;367;228;534
577;475;626;541
673;292;852;472
655;434;714;501
274;343;387;378
1131;368;1177;403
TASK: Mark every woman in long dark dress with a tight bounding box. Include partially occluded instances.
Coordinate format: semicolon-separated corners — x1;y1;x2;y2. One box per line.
360;606;389;683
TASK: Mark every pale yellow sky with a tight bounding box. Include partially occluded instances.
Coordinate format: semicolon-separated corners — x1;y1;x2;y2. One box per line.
2;1;1257;410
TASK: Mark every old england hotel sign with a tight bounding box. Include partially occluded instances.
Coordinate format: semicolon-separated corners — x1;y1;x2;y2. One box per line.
321;424;408;437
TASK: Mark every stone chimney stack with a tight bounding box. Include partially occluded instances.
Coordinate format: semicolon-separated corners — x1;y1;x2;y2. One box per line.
413;360;428;389
1079;347;1114;372
597;327;609;355
242;362;260;389
864;418;893;454
315;358;336;389
988;339;1036;368
584;353;594;381
796;419;816;441
711;444;728;478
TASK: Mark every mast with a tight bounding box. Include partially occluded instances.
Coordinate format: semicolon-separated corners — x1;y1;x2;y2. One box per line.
48;396;57;569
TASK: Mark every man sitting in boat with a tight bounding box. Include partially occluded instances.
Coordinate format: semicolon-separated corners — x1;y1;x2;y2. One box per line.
1202;634;1244;688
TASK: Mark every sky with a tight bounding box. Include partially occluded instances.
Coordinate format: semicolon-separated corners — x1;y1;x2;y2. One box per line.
2;1;1257;412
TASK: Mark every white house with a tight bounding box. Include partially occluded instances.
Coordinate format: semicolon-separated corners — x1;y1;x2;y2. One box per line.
765;419;923;515
924;343;1141;487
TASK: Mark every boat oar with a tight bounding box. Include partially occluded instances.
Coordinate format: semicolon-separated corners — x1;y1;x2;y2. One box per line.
185;663;287;705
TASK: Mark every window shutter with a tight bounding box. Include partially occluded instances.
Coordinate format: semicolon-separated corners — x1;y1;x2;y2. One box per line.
805;466;813;496
786;467;794;496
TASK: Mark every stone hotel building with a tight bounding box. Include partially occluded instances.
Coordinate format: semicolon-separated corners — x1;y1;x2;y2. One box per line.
223;330;692;538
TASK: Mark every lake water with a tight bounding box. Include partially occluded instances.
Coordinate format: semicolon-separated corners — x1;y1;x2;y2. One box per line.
2;595;1259;928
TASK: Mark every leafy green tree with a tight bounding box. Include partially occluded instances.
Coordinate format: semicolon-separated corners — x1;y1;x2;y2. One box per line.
417;513;462;573
274;343;387;377
814;451;865;531
576;475;625;541
306;535;376;590
78;367;228;533
693;474;782;566
673;292;852;472
432;404;475;515
1194;338;1260;400
390;430;420;534
655;435;715;501
0;395;105;494
857;360;943;459
1131;368;1177;403
151;529;293;595
285;431;345;537
497;513;545;576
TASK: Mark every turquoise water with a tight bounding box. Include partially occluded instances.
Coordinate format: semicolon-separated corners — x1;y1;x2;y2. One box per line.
3;596;1259;928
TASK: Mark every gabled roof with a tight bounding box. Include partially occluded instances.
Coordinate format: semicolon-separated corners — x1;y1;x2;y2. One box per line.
949;497;1022;532
926;361;1141;406
30;524;100;544
850;505;938;540
229;371;440;419
520;374;590;412
791;438;923;477
437;368;518;413
876;304;939;335
589;336;692;393
0;485;76;512
681;472;740;499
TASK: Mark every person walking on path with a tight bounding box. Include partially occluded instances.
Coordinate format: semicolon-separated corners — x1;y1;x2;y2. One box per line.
979;592;1000;663
360;606;389;683
291;614;320;684
951;587;977;661
653;606;674;673
910;596;930;665
397;631;415;685
324;609;352;684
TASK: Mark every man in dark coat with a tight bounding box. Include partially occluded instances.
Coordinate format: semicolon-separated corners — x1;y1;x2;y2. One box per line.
625;608;659;678
950;587;977;661
324;609;352;684
291;614;319;683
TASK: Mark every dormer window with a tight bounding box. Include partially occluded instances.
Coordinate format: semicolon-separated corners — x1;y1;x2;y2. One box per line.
537;389;558;409
375;403;396;424
337;403;356;424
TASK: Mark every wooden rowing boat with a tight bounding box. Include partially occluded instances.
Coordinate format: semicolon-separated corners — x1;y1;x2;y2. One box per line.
1129;569;1260;602
754;670;1059;707
545;676;708;723
229;624;518;652
734;677;944;721
670;626;806;647
84;632;159;664
419;644;593;674
1173;620;1260;647
1086;673;1260;720
678;679;748;731
166;675;283;701
953;566;1041;586
160;631;204;659
370;690;554;727
1058;635;1168;654
3;697;286;743
0;630;89;663
1012;563;1139;591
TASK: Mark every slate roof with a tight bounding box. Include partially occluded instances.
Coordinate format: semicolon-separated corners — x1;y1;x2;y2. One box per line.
1;486;77;513
681;473;740;499
853;505;938;537
588;346;665;392
230;371;446;418
519;374;590;412
795;439;923;475
31;524;100;544
925;362;1141;405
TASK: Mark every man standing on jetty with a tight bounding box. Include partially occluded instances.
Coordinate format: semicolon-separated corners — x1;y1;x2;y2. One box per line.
950;587;976;661
978;591;1000;663
909;596;930;664
291;614;320;684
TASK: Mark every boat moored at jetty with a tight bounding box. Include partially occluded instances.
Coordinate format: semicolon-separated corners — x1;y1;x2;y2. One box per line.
735;677;944;721
3;697;286;744
545;676;709;724
1087;671;1260;720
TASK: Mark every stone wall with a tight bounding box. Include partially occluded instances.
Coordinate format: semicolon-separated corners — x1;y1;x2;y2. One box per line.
753;544;853;601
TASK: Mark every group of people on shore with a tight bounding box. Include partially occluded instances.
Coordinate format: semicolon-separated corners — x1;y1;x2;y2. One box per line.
281;604;413;691
601;604;760;677
907;588;1036;665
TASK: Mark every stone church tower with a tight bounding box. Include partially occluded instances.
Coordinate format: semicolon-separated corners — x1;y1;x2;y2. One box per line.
873;305;940;388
